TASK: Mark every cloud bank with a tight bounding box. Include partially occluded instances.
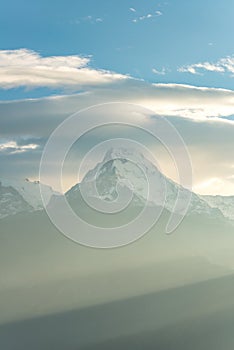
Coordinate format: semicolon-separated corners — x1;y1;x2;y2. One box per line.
0;49;127;90
0;80;234;195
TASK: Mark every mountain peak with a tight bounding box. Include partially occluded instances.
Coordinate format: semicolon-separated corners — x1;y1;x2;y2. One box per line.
104;147;145;161
80;147;164;205
0;178;58;218
102;147;159;175
67;147;224;219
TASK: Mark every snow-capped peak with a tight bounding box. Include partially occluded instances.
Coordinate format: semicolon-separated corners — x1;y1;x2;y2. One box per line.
0;178;58;219
103;147;158;174
0;178;56;209
201;195;234;222
78;147;220;218
81;147;164;205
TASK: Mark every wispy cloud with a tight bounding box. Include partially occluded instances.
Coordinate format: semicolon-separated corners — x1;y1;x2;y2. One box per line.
129;7;136;13
155;11;163;16
0;140;39;154
71;15;103;25
178;55;234;76
152;67;167;75
132;10;162;23
0;49;127;90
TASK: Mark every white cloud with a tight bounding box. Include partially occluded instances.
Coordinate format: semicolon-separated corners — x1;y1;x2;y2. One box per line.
178;55;234;76
129;7;136;12
132;10;162;22
155;11;163;16
145;83;234;121
71;16;104;25
138;14;152;21
152;67;166;75
0;49;127;90
0;141;39;154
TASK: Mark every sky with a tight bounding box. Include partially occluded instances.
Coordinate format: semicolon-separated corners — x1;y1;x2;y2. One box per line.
0;0;234;195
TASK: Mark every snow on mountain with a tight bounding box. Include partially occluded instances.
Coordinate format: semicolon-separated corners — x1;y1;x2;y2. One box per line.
0;178;58;219
78;147;164;206
201;195;234;221
1;149;231;222
67;147;223;219
0;182;33;219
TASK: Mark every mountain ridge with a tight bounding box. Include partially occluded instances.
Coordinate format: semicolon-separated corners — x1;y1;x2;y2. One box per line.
0;148;233;222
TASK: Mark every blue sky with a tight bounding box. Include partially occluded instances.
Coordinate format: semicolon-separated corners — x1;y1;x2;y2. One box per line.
1;0;234;99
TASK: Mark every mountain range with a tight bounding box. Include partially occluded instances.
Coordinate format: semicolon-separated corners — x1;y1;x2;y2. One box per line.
0;148;233;223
